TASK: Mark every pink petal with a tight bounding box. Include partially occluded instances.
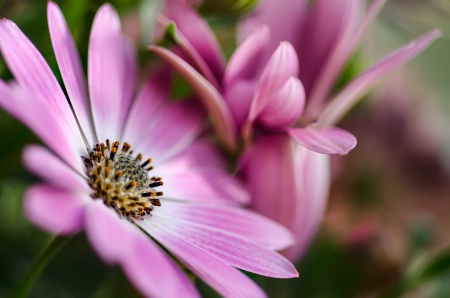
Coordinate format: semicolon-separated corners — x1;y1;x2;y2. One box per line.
22;145;90;193
149;45;236;151
119;37;138;133
122;230;199;298
47;1;96;146
139;221;267;298
257;77;305;128
154;200;295;250
24;184;89;235
0;20;85;172
85;200;135;263
224;26;270;89
288;127;357;155
248;42;299;122
224;80;257;128
88;4;127;141
318;29;440;126
284;148;331;261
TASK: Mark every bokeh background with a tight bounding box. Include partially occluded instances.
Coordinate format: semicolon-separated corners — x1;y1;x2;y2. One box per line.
1;0;449;297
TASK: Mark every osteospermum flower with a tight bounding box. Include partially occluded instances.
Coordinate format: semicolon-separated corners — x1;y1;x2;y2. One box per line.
0;2;298;297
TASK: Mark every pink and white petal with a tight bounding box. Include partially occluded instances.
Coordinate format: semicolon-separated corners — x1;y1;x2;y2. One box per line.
85;200;136;263
149;46;236;151
157;168;250;204
154;200;295;250
284;148;331;261
224;80;257;128
0;20;85;171
257;77;305;128
119;37;137;134
224;26;270;89
248;42;299;122
139;221;267;298
88;4;126;142
122;231;199;298
133;100;204;165
24;184;89;235
288;127;356;155
23;145;90;193
241;135;298;231
123;68;170;146
47;1;96;145
317;29;441;127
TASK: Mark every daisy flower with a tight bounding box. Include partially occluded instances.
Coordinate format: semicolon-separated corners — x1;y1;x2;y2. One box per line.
0;2;298;297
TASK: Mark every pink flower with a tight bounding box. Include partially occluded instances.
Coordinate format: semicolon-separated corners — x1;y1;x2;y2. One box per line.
0;2;299;297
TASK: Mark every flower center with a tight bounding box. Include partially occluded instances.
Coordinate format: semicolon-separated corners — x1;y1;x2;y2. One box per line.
82;140;163;220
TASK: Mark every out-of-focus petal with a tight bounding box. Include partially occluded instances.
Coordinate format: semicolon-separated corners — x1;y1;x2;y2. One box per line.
139;221;267;298
248;42;299;122
122;230;199;298
47;1;96;146
288;127;357;155
22;145;90;193
257;77;305;128
224;80;256;128
24;184;89;235
149;45;236;151
88;4;126;141
154;200;295;250
224;26;270;89
317;29;441;127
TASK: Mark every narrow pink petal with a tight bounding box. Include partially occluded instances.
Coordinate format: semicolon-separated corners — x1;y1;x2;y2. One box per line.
122;231;199;298
88;4;126;142
257;77;305;128
85;200;135;263
149;46;236;151
47;1;96;146
284;148;330;261
119;37;137;135
224;80;257;128
139;221;267;298
156;168;250;204
22;145;90;193
248;42;299;122
288;127;357;155
154;200;295;250
224;26;270;89
0;20;85;171
318;30;441;126
24;184;89;235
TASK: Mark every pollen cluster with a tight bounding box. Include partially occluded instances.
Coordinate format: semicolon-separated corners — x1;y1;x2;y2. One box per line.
82;140;163;220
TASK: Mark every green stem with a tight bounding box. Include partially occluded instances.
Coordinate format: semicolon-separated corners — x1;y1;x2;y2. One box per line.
12;235;71;298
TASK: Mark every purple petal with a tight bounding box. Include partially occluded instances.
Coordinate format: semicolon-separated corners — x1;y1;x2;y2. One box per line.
288;127;357;155
318;29;440;127
154;200;295;250
224;80;257;128
122;231;199;298
47;1;96;146
149;46;236;151
88;4;127;141
139;221;267;298
257;77;305;128
22;145;90;193
24;184;89;235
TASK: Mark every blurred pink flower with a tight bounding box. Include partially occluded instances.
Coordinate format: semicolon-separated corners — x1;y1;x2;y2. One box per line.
0;2;299;297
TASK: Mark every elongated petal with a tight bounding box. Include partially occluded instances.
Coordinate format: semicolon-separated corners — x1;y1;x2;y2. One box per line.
88;4;126;141
224;80;256;128
257;77;305;128
122;230;199;298
288;127;356;155
23;145;90;193
24;185;89;235
248;42;299;122
149;46;236;150
139;221;267;298
318;30;441;127
47;1;96;146
119;37;137;133
0;20;85;172
154;200;295;250
224;26;270;89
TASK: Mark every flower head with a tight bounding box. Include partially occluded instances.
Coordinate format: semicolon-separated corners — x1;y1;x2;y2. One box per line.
0;2;298;296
